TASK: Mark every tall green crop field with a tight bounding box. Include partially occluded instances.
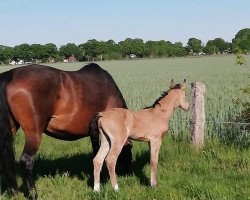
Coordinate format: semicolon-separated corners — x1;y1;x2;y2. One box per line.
1;55;249;199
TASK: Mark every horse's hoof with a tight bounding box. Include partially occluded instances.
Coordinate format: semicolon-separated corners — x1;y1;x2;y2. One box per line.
7;188;19;197
28;188;37;200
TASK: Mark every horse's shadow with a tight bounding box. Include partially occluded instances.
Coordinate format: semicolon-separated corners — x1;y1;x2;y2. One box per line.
34;150;151;187
33;153;94;186
1;151;150;196
32;150;150;186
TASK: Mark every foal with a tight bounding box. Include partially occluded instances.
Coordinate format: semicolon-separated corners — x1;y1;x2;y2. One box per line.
93;79;189;191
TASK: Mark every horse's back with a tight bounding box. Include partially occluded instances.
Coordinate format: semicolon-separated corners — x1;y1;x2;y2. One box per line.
4;64;126;139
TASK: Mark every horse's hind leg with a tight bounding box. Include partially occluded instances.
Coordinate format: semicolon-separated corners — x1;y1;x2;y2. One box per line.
20;132;42;199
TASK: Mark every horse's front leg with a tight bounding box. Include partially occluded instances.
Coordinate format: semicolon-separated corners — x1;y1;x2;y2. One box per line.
20;154;36;199
149;137;162;187
20;132;42;200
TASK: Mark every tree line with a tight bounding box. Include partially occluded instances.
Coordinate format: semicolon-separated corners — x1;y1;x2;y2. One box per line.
0;28;249;64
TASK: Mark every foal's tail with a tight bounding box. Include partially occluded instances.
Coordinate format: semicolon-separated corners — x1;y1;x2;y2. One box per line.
89;113;101;136
0;70;17;190
89;113;102;156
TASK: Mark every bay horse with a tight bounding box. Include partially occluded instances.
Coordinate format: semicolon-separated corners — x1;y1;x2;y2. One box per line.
91;79;189;192
0;63;132;198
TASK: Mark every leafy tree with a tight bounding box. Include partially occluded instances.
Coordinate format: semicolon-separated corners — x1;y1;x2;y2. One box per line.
45;43;58;59
95;41;109;59
79;39;104;60
144;41;186;58
187;38;203;53
119;38;133;57
204;38;230;54
130;39;144;58
203;44;219;55
0;45;14;64
144;41;159;58
232;28;250;53
14;43;33;61
102;40;122;60
172;42;187;57
31;44;48;62
59;43;81;60
157;40;171;57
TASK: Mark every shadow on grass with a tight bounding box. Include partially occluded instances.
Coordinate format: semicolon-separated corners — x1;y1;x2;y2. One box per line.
1;153;94;198
33;153;95;187
1;150;151;197
131;150;150;186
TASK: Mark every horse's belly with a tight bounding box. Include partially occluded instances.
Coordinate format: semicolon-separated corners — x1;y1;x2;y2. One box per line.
47;116;90;136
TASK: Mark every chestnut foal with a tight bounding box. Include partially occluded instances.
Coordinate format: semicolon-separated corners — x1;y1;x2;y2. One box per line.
93;80;189;191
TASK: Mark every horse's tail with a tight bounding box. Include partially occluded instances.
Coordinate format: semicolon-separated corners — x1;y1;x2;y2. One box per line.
0;70;17;190
89;112;102;156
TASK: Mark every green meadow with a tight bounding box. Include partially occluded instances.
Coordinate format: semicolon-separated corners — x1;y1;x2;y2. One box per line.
1;55;250;199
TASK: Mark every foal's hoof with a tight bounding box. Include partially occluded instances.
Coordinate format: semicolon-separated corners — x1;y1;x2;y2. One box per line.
113;184;119;192
93;183;100;192
150;182;157;188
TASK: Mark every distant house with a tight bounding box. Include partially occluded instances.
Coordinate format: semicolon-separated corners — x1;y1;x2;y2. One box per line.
10;59;24;65
68;55;76;62
223;48;232;54
63;55;77;63
129;54;137;59
48;57;55;63
17;60;24;64
10;60;16;65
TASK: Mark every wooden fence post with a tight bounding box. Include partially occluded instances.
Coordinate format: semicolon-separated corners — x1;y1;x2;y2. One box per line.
190;82;206;149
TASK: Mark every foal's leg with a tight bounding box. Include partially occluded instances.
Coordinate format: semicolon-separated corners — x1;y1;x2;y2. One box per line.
93;130;110;192
149;138;162;187
105;140;126;191
20;132;42;199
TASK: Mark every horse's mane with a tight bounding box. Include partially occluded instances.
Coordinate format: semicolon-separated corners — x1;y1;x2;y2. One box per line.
144;84;181;109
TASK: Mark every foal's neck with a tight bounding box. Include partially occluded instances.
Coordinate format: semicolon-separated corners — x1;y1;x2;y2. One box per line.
154;94;176;120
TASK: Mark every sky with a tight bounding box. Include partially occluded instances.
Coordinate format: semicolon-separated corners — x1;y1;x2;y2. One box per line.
0;0;249;47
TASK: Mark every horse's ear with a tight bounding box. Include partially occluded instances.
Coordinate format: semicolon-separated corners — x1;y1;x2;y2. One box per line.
181;79;187;90
170;79;175;89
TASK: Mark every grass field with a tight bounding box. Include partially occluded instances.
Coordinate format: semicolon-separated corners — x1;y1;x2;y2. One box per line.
1;55;250;199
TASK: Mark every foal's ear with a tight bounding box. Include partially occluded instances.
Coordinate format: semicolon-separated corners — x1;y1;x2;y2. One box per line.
170;79;175;89
180;79;187;90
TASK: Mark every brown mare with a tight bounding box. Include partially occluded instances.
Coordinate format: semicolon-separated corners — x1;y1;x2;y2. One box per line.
91;79;189;192
0;63;132;198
